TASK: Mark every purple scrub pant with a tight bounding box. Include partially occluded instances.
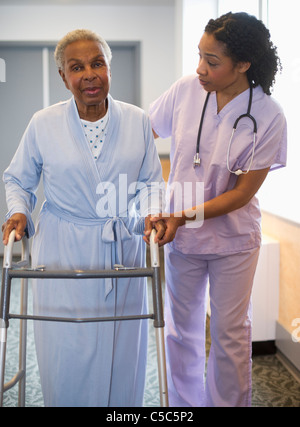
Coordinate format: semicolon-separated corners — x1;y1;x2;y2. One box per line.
164;244;260;407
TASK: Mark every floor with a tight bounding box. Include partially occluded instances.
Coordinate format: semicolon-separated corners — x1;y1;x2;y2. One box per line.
1;262;300;407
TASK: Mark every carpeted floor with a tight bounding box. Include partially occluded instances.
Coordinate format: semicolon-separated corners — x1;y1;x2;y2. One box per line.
1;267;300;408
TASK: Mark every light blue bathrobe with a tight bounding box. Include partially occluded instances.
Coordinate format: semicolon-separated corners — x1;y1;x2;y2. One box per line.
3;95;164;407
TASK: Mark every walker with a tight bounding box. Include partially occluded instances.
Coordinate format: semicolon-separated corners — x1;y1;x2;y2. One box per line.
0;229;168;407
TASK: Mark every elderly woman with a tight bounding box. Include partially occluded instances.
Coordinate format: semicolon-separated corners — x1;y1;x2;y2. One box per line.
2;29;164;407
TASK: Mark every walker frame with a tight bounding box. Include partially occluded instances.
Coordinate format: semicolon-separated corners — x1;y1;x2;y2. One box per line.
0;229;168;407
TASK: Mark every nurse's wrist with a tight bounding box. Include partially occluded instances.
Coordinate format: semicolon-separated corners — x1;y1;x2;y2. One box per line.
181;209;197;225
176;215;186;227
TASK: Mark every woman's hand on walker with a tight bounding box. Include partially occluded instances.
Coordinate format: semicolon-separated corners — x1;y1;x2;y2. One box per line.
143;215;167;247
2;213;27;246
144;213;185;246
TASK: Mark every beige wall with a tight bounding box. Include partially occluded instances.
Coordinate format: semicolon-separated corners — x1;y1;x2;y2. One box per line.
261;211;300;334
159;158;300;335
160;157;171;183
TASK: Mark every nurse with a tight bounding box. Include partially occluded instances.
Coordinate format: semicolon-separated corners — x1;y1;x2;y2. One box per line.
148;12;287;407
2;29;165;407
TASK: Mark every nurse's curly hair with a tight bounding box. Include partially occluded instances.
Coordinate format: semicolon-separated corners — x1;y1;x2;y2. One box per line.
205;12;281;95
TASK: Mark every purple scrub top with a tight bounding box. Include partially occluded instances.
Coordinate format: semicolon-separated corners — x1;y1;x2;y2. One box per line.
150;75;287;255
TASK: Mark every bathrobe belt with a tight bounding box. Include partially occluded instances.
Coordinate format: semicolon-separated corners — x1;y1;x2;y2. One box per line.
45;202;133;297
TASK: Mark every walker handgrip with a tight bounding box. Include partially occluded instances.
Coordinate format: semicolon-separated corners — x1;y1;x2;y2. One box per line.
3;230;16;269
3;230;29;270
150;229;160;268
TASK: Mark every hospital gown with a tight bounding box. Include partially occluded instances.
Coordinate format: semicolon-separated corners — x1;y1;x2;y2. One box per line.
3;95;164;407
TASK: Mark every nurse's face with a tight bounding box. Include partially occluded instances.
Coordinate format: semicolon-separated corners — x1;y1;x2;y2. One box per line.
196;32;250;96
59;39;111;120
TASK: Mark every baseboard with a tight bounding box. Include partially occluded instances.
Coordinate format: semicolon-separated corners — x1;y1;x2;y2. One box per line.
252;340;277;357
276;321;300;373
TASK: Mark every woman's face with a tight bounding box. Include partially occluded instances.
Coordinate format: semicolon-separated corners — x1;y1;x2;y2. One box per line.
59;39;111;120
196;32;250;95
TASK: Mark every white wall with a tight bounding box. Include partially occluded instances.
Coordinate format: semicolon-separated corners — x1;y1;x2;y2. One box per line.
257;0;300;225
0;3;176;114
182;0;218;75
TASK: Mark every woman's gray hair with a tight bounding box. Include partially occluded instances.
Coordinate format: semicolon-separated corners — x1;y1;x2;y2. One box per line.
54;29;112;70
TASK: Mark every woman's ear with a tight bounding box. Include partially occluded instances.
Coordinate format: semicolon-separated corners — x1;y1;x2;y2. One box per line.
238;61;251;74
59;69;70;90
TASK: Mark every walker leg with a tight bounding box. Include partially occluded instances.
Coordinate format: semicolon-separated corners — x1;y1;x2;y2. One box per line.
18;237;29;407
151;265;169;407
150;230;169;407
18;277;28;407
155;327;169;407
0;322;8;407
0;267;11;407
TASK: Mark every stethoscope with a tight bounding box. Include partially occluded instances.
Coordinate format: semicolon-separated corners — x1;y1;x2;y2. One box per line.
193;85;257;176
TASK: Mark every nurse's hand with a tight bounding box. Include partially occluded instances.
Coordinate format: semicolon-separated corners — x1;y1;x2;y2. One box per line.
2;213;27;246
143;215;167;247
147;213;185;246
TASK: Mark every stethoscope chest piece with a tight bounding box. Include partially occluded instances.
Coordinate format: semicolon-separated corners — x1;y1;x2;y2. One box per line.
193;153;201;168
